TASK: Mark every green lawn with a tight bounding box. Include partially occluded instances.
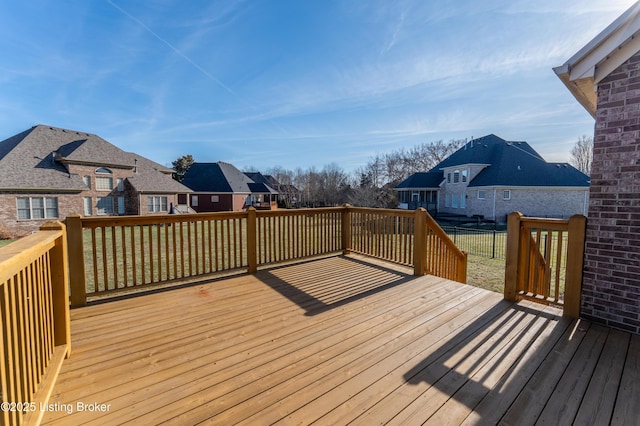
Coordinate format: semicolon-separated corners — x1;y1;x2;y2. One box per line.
0;239;16;248
466;254;506;294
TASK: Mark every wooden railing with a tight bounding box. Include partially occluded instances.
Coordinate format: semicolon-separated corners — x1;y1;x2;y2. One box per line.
253;208;342;267
0;222;70;426
345;207;467;283
67;206;467;306
504;212;587;318
66;213;248;305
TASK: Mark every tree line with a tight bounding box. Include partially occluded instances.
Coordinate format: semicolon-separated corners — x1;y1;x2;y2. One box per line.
173;136;593;209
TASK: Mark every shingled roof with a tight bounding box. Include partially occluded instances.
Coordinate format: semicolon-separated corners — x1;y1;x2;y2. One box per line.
396;134;590;190
0;124;190;193
182;162;277;194
394;171;443;189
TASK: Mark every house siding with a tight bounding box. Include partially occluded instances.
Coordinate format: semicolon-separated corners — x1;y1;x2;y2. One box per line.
190;193;247;212
439;187;588;222
582;51;640;334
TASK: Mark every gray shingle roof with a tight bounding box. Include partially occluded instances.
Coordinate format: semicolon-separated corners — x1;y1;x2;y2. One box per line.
127;155;192;194
394;171;443;189
0;124;191;193
395;134;590;190
182;163;279;194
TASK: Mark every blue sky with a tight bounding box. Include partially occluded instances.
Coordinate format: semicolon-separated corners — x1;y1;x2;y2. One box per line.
0;1;636;172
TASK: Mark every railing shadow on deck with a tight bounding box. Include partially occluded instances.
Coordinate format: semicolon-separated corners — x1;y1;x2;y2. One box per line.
254;255;417;316
399;300;578;424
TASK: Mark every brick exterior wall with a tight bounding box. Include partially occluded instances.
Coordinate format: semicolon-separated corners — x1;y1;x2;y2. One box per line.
582;52;640;334
439;185;588;223
1;164;182;237
0;192;83;237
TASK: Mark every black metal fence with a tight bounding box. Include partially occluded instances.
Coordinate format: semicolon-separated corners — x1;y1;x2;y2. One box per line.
441;226;507;259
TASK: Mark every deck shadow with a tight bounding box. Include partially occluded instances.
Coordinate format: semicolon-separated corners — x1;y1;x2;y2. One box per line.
399;300;577;423
255;255;417;316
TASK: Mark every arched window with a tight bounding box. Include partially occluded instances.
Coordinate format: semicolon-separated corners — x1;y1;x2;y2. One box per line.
95;168;114;191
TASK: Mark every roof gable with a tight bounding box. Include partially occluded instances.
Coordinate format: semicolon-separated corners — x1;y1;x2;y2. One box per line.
395;134;590;190
0;124;190;193
182;163;281;194
554;2;640;117
182;162;253;193
433;134;542;170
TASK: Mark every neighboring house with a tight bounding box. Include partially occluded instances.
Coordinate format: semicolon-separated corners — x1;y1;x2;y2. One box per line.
0;125;192;237
395;134;590;223
555;1;640;333
180;162;279;212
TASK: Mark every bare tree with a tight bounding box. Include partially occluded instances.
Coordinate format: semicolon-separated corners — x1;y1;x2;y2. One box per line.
570;135;593;175
171;154;195;182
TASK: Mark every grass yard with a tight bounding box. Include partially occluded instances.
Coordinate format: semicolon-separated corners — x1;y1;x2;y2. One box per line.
0;239;16;248
466;254;506;293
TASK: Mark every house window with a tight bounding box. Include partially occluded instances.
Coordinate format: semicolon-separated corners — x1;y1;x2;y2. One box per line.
117;178;124;191
84;197;92;216
211;195;219;202
460;194;466;209
452;194;459;208
97;197;114;215
118;196;125;214
503;190;511;200
191;195;198;207
453;170;460;184
462;170;468;183
16;197;58;220
96;177;113;191
445;194;451;207
478;190;486;200
447;173;451;183
83;176;91;189
148;196;168;213
96;167;112;174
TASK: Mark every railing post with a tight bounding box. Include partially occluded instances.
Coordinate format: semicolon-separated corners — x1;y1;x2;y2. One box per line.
564;214;587;318
40;221;71;357
247;207;257;274
342;204;351;255
457;251;468;284
413;208;427;276
504;211;523;302
65;214;86;308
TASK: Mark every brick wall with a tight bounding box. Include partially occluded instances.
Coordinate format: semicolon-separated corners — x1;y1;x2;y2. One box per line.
582;52;640;333
0;193;82;237
439;187;588;222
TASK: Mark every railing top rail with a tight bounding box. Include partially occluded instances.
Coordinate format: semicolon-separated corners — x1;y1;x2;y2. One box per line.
346;206;416;218
0;228;63;284
78;211;250;228
520;217;570;232
255;207;344;217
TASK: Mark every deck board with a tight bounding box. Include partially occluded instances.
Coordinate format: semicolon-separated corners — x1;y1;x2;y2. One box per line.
41;255;640;425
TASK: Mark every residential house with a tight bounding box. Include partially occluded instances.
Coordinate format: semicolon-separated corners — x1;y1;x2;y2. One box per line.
554;1;640;333
180;162;279;212
395;134;590;223
0;125;192;237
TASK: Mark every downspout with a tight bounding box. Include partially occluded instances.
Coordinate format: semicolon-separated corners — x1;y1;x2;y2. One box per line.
493;189;497;221
584;189;588;215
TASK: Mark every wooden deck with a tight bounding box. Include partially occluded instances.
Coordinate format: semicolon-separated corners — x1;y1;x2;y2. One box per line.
41;255;639;425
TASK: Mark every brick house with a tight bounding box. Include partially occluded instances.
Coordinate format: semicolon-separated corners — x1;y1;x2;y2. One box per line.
0;125;192;237
395;134;590;223
180;162;279;212
554;1;640;333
